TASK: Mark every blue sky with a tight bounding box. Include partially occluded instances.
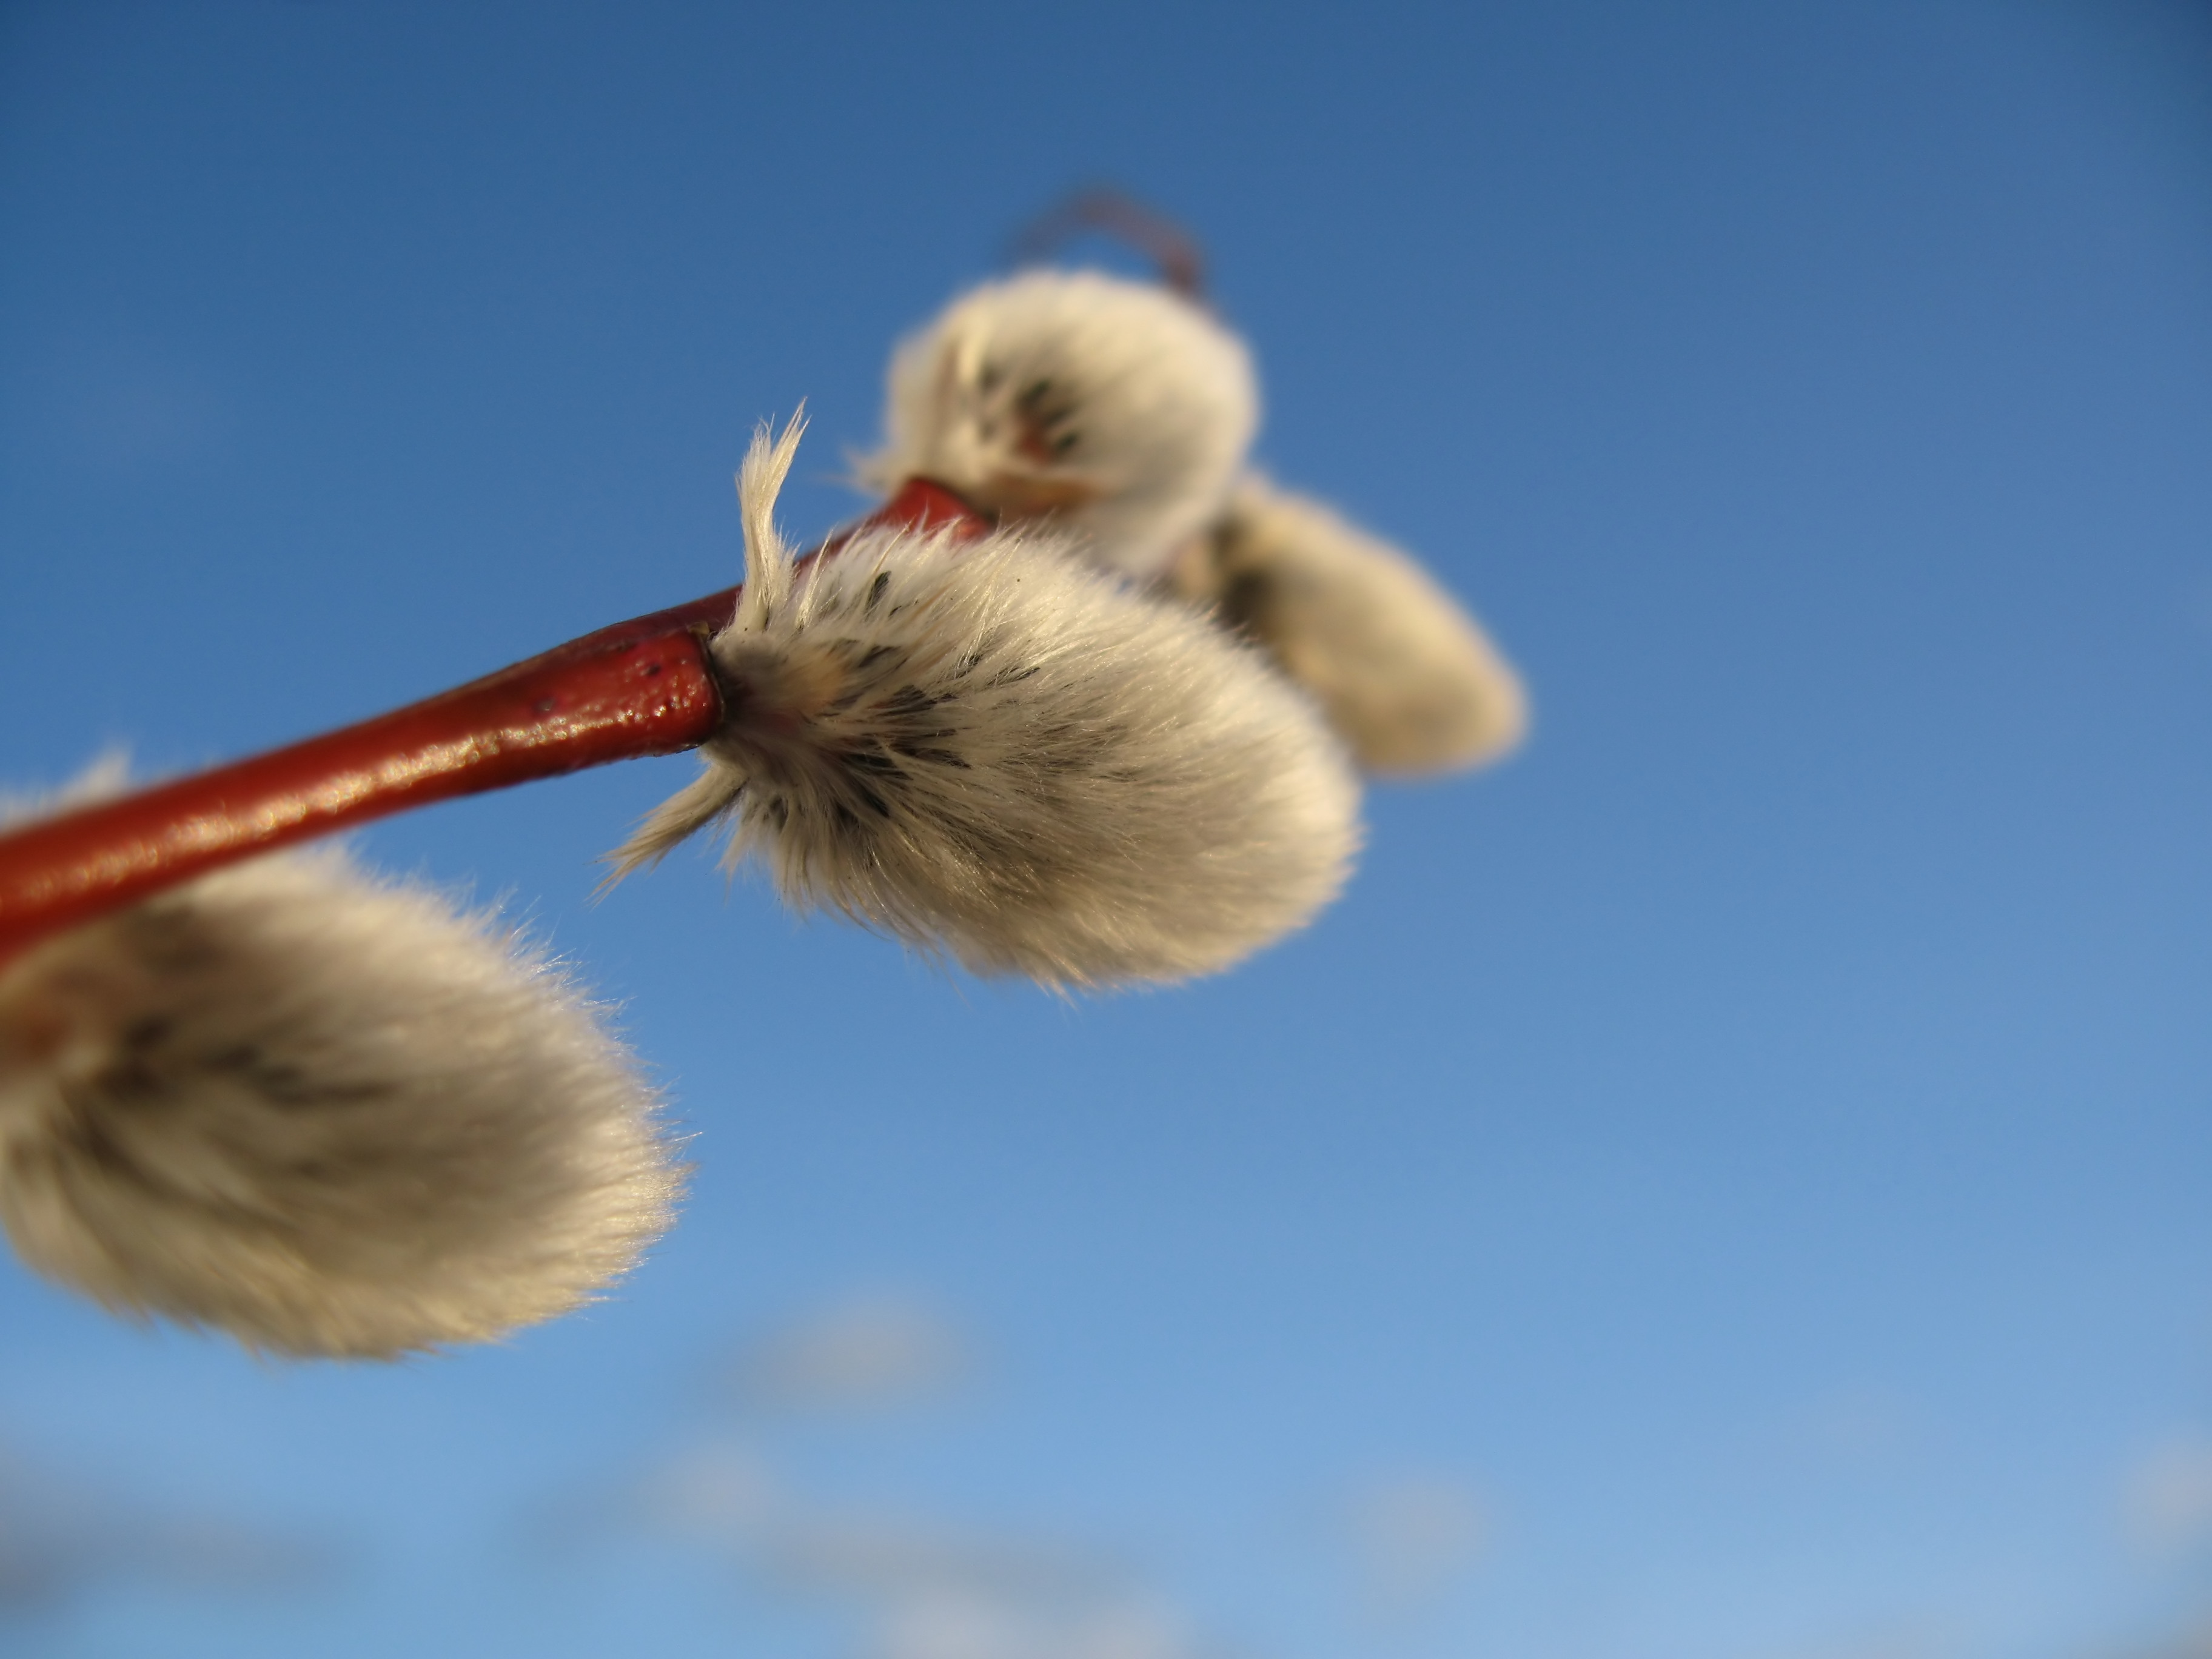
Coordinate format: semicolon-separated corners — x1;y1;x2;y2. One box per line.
2;3;2210;1655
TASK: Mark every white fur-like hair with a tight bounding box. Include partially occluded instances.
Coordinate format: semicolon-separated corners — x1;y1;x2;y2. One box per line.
0;841;680;1359
614;419;1361;989
1175;476;1529;775
856;269;1259;581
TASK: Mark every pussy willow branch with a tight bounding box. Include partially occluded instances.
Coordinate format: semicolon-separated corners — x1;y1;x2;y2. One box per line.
0;478;987;968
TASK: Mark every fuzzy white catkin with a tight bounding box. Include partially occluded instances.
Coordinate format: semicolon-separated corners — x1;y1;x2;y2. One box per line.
1178;476;1529;776
614;420;1362;989
0;842;680;1359
856;269;1259;581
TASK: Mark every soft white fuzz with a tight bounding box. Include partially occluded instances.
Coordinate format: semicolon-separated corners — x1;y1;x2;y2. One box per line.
0;844;680;1359
856;269;1259;581
615;420;1361;989
1176;476;1529;776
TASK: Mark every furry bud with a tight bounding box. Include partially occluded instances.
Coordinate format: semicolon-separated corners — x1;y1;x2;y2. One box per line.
615;420;1361;989
856;270;1259;581
1176;477;1529;775
0;843;680;1359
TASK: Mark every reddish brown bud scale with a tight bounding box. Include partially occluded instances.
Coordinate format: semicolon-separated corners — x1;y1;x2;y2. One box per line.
0;477;988;967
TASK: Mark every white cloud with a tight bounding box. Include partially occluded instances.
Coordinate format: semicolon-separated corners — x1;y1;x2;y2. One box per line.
637;1458;1207;1659
1344;1472;1490;1618
629;1293;1212;1659
726;1295;974;1415
0;1442;323;1616
2124;1438;2212;1553
874;1587;1196;1659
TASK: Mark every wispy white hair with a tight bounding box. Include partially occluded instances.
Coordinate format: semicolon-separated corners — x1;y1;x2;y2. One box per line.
615;418;1361;989
0;839;680;1359
1178;475;1529;775
856;269;1259;581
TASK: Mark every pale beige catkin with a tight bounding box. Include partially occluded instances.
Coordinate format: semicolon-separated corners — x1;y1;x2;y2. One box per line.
857;269;1258;581
614;420;1362;990
0;842;680;1359
1178;475;1529;776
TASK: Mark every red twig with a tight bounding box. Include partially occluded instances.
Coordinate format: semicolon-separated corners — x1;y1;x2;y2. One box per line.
0;478;987;967
1011;188;1209;301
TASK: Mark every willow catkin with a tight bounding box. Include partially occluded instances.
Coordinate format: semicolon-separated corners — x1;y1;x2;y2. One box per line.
613;419;1361;989
856;269;1258;581
1177;475;1529;775
0;840;680;1358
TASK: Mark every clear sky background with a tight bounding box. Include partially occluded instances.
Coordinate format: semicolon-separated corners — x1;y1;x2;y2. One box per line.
2;4;2210;1657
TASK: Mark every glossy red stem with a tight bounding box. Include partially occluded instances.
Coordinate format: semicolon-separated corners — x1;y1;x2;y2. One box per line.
0;478;988;967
